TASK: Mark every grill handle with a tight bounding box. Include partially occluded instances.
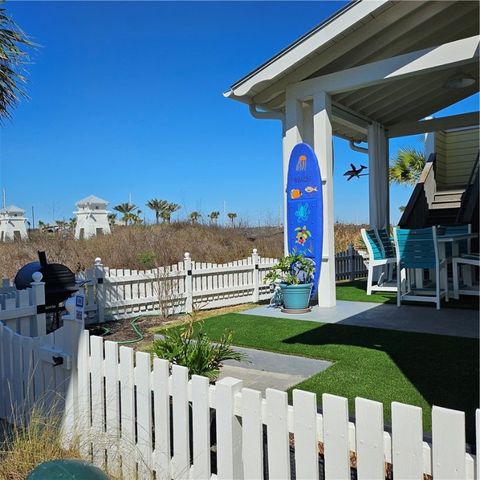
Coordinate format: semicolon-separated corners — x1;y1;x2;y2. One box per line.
38;251;48;267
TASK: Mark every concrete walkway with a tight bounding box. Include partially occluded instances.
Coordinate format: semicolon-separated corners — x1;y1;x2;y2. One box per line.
240;300;479;339
219;345;332;392
154;334;333;392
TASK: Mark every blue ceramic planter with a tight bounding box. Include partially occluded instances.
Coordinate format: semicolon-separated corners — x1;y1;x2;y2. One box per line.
280;283;313;310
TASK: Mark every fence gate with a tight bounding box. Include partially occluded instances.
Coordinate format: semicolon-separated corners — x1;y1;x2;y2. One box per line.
0;293;84;425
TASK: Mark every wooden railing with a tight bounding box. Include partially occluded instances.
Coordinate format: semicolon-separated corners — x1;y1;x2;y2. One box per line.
456;152;479;224
398;153;436;228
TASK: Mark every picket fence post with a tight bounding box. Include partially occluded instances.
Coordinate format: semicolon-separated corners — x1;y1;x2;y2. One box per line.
216;377;244;480
348;244;355;282
30;272;46;336
61;290;85;448
252;249;260;303
184;252;193;313
94;257;105;323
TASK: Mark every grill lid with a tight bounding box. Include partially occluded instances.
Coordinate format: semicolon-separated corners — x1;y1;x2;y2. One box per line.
14;251;78;306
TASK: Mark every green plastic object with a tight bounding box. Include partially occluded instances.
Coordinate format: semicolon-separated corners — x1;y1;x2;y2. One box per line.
27;459;109;479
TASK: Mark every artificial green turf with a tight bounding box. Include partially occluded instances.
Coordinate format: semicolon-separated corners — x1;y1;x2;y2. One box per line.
337;280;480;310
189;313;479;442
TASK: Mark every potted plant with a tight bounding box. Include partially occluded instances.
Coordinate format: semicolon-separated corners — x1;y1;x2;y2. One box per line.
264;253;315;311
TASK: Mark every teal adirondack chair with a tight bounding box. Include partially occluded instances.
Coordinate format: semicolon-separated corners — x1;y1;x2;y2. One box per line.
361;228;396;295
393;226;448;310
439;223;471;258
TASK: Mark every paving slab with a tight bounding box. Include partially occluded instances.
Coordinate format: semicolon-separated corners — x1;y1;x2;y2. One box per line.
219;345;332;393
218;365;306;392
224;345;332;376
239;300;479;338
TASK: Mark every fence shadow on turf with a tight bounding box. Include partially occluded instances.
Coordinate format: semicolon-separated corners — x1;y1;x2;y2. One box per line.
282;321;479;443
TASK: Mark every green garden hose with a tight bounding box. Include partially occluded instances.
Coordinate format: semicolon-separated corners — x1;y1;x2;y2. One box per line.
91;314;157;344
115;316;144;345
88;325;111;336
100;325;111;335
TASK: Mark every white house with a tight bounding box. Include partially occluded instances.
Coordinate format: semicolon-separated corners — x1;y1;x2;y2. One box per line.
225;0;479;307
74;195;111;240
0;205;28;241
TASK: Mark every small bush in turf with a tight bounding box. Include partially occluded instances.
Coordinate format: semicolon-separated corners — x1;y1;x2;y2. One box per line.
153;319;247;382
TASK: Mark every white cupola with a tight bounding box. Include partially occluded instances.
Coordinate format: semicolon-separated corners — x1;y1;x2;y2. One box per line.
74;195;111;240
0;205;28;241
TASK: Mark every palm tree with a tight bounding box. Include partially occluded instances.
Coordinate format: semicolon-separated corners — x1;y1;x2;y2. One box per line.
68;217;77;230
189;211;201;224
389;148;426;186
208;211;220;225
37;220;47;232
108;213;117;226
146;198;169;224
55;219;67;230
163;202;181;224
134;209;143;224
113;203;137;225
0;8;34;120
159;210;169;223
227;212;237;226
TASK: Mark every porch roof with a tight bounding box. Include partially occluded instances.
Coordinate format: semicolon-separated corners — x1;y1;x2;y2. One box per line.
225;0;479;142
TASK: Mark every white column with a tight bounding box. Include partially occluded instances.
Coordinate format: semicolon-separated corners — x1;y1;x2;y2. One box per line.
368;122;389;230
313;91;336;307
282;89;304;254
424;132;435;159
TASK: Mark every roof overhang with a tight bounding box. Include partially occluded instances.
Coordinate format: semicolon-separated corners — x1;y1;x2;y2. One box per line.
225;0;479;142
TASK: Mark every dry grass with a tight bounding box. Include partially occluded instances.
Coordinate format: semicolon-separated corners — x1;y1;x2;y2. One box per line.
0;222;365;278
0;407;82;480
334;221;368;251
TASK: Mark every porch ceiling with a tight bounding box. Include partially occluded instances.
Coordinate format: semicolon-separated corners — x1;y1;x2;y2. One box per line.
226;0;479;142
334;62;479;128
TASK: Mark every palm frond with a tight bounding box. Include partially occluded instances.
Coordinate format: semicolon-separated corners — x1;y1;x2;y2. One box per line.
389;147;426;186
0;7;35;120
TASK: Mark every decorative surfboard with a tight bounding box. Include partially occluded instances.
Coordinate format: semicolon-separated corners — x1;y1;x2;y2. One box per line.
286;143;323;297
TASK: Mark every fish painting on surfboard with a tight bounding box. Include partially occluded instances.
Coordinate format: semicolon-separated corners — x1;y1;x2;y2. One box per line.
286;143;323;297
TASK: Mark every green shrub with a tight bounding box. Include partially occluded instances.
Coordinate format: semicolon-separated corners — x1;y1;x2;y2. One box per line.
138;250;155;267
153;322;246;381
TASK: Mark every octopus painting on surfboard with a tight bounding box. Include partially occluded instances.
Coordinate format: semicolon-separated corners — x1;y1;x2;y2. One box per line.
286;143;323;297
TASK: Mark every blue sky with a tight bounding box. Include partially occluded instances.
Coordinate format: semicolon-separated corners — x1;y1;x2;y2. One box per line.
1;1;478;226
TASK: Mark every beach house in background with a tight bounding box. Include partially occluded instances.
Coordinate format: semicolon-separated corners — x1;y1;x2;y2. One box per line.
0;205;28;241
74;195;111;240
225;0;479;307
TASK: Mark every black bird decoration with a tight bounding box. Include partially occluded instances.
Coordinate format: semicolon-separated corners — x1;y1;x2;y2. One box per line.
343;163;368;181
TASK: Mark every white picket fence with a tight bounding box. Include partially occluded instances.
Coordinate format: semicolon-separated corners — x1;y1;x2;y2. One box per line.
79;247;367;321
77;250;278;321
0;310;477;480
0;295;80;424
0;274;47;336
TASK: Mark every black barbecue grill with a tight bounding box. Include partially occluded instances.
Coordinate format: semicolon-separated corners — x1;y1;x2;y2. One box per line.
15;252;78;328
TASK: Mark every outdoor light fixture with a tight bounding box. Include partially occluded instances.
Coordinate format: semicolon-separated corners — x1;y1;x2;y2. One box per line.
445;74;476;89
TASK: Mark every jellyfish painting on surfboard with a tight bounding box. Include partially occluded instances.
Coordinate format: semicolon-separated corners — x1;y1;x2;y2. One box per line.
286;143;323;297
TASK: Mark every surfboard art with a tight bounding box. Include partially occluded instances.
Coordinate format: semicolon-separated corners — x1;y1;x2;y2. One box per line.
286;143;324;296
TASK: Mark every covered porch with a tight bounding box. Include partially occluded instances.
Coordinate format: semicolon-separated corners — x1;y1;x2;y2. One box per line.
225;0;479;307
